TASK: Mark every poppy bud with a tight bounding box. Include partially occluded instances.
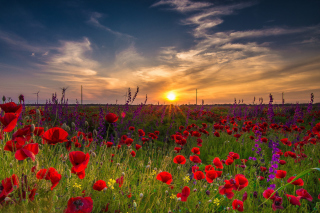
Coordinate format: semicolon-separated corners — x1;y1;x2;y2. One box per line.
85;121;89;127
36;109;41;118
116;163;120;166
29;124;35;133
165;190;168;194
4;197;11;202
194;188;197;192
61;123;67;130
103;187;108;191
140;193;143;198
206;190;210;195
177;197;181;201
66;126;70;132
71;122;76;128
157;200;160;205
122;172;125;176
93;129;98;137
154;168;157;171
24;116;30;120
89;150;93;154
133;201;137;208
9;163;13;168
146;165;150;169
208;200;212;203
91;152;96;158
177;166;180;170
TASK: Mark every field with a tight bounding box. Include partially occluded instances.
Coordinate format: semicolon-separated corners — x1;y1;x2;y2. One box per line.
0;100;320;213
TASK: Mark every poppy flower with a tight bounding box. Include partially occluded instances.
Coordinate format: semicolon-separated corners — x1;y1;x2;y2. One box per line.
191;147;200;155
225;158;234;165
227;130;232;135
194;171;205;180
205;165;214;173
192;165;199;174
183;131;190;136
286;194;301;206
249;136;255;140
232;199;244;212
4;137;26;152
190;155;202;163
214;131;220;137
272;196;284;211
42;127;69;145
233;174;248;191
116;176;124;187
15;143;39;161
261;137;268;143
154;130;160;135
65;197;93;213
287;176;304;186
179;126;184;131
135;144;142;150
138;129;145;137
0;113;19;132
36;167;61;190
279;160;286;165
148;133;158;140
125;138;134;146
275;170;287;179
213;157;223;169
69;151;90;179
174;147;181;153
242;192;248;202
206;170;218;183
156;172;173;185
130;150;136;157
229;152;240;160
105;142;113;147
177;186;190;202
263;189;276;200
0;174;19;202
129;126;135;131
296;188;313;202
260;166;267;172
0;102;22;114
12;125;32;140
34;127;45;136
173;155;186;165
192;131;201;137
219;180;234;199
93;180;107;191
280;138;292;146
105;113;118;123
234;134;241;140
202;123;207;128
257;176;265;181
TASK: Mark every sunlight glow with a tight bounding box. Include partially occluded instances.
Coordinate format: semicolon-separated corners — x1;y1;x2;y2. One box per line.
167;92;176;101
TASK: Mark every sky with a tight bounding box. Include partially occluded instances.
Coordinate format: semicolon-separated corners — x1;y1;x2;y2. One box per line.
0;0;320;105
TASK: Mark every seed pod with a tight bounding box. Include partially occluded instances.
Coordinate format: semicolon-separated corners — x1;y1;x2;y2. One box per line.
66;126;70;132
71;122;76;128
61;123;67;131
30;124;35;133
36;109;41;118
121;172;125;176
93;129;97;137
139;193;143;198
85;121;89;127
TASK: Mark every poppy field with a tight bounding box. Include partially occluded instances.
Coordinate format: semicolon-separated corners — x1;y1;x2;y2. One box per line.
1;94;320;213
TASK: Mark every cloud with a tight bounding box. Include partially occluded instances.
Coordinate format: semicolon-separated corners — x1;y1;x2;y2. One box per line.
151;0;212;12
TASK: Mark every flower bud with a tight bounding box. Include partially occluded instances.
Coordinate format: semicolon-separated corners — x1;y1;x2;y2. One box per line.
24;116;30;120
93;129;97;137
208;200;212;203
9;163;13;168
66;126;70;132
165;190;168;194
36;109;41;118
61;123;67;131
146;165;150;169
30;124;35;133
103;187;108;191
91;152;96;158
85;121;89;127
139;193;143;198
193;188;197;192
154;167;157;171
121;172;125;176
4;197;11;202
206;190;210;195
133;201;137;208
89;150;93;154
71;122;76;128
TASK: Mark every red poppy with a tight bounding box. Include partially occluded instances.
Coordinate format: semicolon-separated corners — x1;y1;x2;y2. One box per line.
130;150;136;157
213;157;223;169
234;134;241;140
280;138;292;146
183;130;190;137
204;165;214;173
173;155;186;164
116;176;124;187
286;194;301;206
65;197;93;213
214;131;220;137
263;189;276;200
275;170;287;179
192;165;199;173
191;147;200;155
233;174;248;191
174;147;181;153
261;137;268;143
206;170;218;183
190;155;202;163
105;113;118;123
36;167;61;190
179;126;184;131
0;174;19;202
154;130;160;135
93;180;107;191
156;172;173;185
135;144;142;150
69;151;90;179
0;102;22;114
105;141;113;147
272;196;284;211
125;138;134;146
192;131;201;137
296;188;313;202
4;137;26;152
232;199;244;212
287;176;304;186
225;158;234;165
227;130;232;135
0;113;19;132
194;171;205;180
148;133;158;140
229;152;240;160
34;127;45;136
260;166;267;172
279;160;286;165
138;129;145;137
177;186;190;202
249;136;255;140
129;126;135;131
42;127;69;145
219;179;234;199
12;125;32;140
15;143;39;161
258;176;265;181
202;123;207;128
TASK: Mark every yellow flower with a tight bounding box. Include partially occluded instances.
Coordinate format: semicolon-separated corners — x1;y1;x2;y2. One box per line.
213;198;220;206
73;183;82;189
170;194;176;199
183;175;190;182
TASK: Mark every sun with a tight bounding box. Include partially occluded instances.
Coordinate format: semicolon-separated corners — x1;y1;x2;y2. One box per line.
167;92;176;101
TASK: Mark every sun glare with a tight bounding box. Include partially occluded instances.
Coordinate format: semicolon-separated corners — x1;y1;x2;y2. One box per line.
167;92;176;101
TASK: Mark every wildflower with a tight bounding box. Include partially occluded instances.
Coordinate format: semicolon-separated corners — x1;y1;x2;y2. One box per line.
232;199;244;212
93;180;107;191
36;167;61;190
213;198;220;206
105;113;118;123
183;175;190;182
65;197;93;213
140;193;144;198
156;172;173;185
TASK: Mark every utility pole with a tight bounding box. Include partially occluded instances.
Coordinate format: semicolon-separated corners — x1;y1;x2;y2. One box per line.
196;89;197;105
81;85;83;105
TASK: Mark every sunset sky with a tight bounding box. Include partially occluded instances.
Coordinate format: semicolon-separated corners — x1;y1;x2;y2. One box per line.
1;0;320;104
